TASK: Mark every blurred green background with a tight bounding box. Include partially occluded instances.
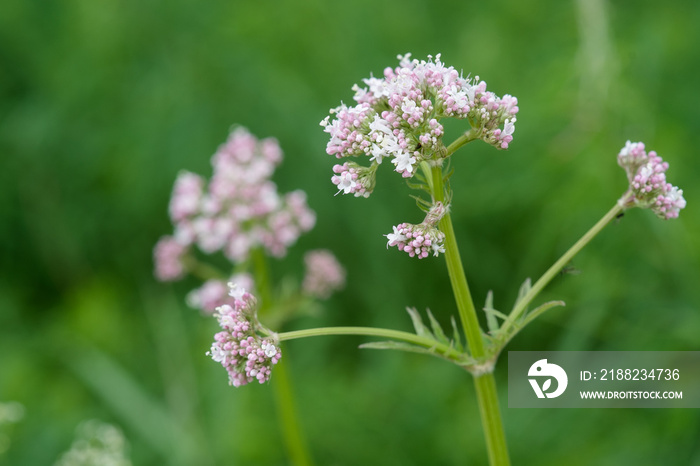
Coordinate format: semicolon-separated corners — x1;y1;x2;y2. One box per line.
1;0;699;464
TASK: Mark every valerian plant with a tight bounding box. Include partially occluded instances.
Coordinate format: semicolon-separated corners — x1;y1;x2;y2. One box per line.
157;54;685;466
154;127;345;465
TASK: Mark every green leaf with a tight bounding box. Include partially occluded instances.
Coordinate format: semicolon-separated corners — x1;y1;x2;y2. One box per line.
359;340;439;357
483;290;499;333
521;300;566;328
64;347;199;465
426;308;449;345
451;316;464;353
406;307;432;338
512;277;532;313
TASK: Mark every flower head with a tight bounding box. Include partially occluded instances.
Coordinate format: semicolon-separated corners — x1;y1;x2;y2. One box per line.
207;286;281;387
618;141;686;219
321;54;519;195
155;127;316;282
386;202;447;258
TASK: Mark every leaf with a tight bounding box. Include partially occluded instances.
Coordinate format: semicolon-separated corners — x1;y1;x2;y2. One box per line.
426;308;449;345
451;316;464;353
406;307;432;338
542;378;552;392
512;277;532;313
408;194;432;210
64;347;199;464
359;341;438;357
483;290;499;333
521;300;567;328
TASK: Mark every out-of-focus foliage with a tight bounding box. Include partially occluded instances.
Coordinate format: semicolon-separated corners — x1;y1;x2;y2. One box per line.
1;0;698;465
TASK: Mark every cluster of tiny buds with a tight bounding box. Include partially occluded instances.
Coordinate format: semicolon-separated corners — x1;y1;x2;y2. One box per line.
302;249;346;299
385;202;447;258
617;141;686;219
321;53;518;197
207;285;281;387
331;162;376;197
153;236;187;281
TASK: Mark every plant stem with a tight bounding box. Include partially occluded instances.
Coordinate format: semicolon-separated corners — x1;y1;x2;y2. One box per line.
430;164;510;466
446;128;479;156
271;357;313;466
499;197;628;340
251;249;314;466
431;166;484;358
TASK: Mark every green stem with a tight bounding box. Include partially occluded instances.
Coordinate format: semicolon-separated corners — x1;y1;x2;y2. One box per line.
278;326;465;362
251;248;273;312
499;197;627;340
430;164;510;466
251;249;314;466
272;357;313;466
446;128;479;156
430;165;484;358
474;373;509;466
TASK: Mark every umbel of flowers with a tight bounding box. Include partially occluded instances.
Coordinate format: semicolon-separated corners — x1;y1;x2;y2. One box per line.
386;202;447;258
617;141;686;219
154;126;345;318
208;286;281;387
321;54;519;259
321;53;518;189
154;126;317;283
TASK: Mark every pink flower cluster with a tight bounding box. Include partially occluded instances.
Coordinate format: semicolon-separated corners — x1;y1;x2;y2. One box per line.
321;53;519;194
331;162;376;198
302;249;346;298
153;236;187;281
617;141;686;219
385;202;447;258
154;127;316;281
207;287;281;387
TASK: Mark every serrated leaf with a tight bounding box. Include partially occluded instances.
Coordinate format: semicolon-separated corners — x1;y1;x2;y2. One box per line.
406;307;432;338
359;341;437;357
426;309;449;345
451;316;464;353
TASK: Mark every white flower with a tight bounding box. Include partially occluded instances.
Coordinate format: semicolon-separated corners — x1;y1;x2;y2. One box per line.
208;343;226;363
431;241;446;257
369;115;392;135
228;284;247;300
392;151;416;174
385;225;407;247
365;76;390;98
503;118;515;137
446;85;468;108
262;342;278;358
369;143;385;164
401;98;417;115
336;171;357;194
